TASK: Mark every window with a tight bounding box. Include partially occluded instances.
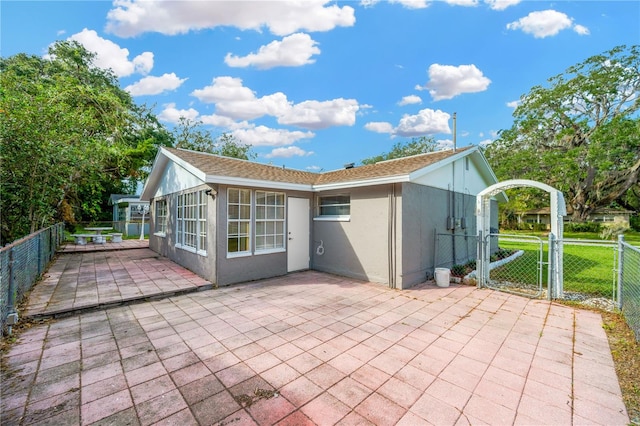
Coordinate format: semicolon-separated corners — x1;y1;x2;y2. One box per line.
176;190;207;254
317;195;350;219
255;191;285;252
227;188;251;255
154;199;167;235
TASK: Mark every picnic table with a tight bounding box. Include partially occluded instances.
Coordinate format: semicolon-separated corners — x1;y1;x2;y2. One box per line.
85;227;112;244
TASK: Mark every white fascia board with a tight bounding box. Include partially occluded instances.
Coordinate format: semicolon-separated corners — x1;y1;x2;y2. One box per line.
205;175;313;192
140;153;169;201
312;175;409;192
163;149;207;181
408;147;479;182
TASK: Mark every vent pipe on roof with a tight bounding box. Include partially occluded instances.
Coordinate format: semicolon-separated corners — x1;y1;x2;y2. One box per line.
344;163;355;169
453;112;457;152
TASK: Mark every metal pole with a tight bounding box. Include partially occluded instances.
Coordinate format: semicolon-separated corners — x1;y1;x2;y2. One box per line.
547;233;555;300
617;234;625;310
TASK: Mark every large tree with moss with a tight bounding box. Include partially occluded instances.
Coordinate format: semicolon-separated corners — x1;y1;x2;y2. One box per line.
0;41;169;244
485;45;640;221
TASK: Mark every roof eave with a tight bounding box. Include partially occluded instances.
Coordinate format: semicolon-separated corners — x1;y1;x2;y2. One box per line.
313;175;410;192
205;175;313;192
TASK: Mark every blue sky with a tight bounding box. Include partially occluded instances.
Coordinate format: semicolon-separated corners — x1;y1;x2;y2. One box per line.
3;1;639;172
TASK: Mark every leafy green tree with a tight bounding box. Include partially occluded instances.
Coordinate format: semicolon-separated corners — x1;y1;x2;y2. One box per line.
361;136;437;165
172;117;256;160
485;45;640;221
0;41;163;244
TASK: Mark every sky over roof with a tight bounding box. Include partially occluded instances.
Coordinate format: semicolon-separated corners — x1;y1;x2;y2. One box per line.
3;0;639;172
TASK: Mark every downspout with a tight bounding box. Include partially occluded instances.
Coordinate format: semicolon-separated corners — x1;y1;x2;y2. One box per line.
388;183;397;289
451;112;457;264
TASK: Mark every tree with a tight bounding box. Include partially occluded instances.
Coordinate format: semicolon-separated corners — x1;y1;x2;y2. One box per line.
485;45;640;221
172;117;256;160
361;136;437;165
0;41;162;244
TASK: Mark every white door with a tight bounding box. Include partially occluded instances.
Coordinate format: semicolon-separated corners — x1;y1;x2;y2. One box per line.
287;198;310;272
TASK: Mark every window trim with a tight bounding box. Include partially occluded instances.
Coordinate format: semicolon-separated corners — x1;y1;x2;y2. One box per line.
227;188;252;258
254;190;286;254
314;194;351;221
175;190;208;256
154;198;168;237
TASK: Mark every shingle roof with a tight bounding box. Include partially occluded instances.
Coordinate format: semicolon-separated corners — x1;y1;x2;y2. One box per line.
164;146;474;186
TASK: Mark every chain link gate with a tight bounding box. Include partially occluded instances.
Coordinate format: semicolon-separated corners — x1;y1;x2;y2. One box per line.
480;233;546;298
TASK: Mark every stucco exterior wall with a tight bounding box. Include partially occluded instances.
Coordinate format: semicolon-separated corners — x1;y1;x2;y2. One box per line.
399;183;479;289
215;185;314;286
311;185;392;284
149;183;217;284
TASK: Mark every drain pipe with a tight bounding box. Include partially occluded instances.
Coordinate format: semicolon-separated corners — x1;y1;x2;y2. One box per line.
388;184;397;289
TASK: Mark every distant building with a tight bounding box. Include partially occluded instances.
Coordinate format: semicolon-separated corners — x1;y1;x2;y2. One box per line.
520;206;633;229
108;194;150;237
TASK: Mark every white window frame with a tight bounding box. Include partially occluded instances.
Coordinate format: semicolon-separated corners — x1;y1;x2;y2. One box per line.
176;190;207;256
314;194;351;222
227;188;252;258
255;191;286;254
154;198;168;236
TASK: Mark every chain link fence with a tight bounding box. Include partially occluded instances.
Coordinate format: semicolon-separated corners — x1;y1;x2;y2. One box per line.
619;237;640;340
434;233;478;275
1;223;65;336
485;234;545;298
561;238;618;304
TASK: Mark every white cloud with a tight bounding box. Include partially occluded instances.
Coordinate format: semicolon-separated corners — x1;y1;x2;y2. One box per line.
265;146;314;158
192;77;291;120
506;100;520;108
365;109;451;137
419;64;491;101
479;139;494;147
395;108;451;136
157;103;199;124
225;33;320;69
106;0;355;37
484;0;520;10
436;139;454;150
67;28;153;77
125;73;187;96
573;24;590;36
365;122;395;133
398;95;422;106
390;0;430;9
199;114;249;130
278;99;360;130
191;77;359;130
445;0;478;6
232;126;315;147
506;10;588;38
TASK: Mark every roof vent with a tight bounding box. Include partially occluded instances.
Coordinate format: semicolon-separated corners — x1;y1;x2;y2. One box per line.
344;163;355;169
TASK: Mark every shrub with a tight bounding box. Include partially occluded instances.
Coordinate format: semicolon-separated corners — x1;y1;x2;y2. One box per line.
565;221;602;233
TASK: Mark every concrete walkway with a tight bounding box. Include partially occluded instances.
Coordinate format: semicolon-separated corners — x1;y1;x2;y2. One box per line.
0;250;629;425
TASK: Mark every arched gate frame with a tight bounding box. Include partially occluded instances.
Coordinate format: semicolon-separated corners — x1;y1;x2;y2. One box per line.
476;179;566;299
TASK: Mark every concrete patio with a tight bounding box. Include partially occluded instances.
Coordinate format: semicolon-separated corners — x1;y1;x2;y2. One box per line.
24;241;212;318
0;245;629;425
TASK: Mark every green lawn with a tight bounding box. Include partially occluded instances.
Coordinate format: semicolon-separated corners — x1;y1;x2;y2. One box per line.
494;234;619;298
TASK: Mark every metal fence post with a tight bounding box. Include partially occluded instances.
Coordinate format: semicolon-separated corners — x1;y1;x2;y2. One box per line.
476;230;483;288
7;248;15;316
617;234;624;310
548;233;555;300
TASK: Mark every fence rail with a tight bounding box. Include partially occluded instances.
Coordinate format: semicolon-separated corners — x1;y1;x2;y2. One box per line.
619;237;640;340
1;223;65;336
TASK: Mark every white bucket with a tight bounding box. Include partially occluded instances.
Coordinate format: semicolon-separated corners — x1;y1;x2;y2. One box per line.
434;268;450;288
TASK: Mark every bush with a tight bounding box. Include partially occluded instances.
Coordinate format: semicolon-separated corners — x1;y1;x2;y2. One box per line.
630;215;640;231
565;222;602;233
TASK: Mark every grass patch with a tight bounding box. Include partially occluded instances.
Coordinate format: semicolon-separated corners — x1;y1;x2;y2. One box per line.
493;238;616;297
602;311;640;424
